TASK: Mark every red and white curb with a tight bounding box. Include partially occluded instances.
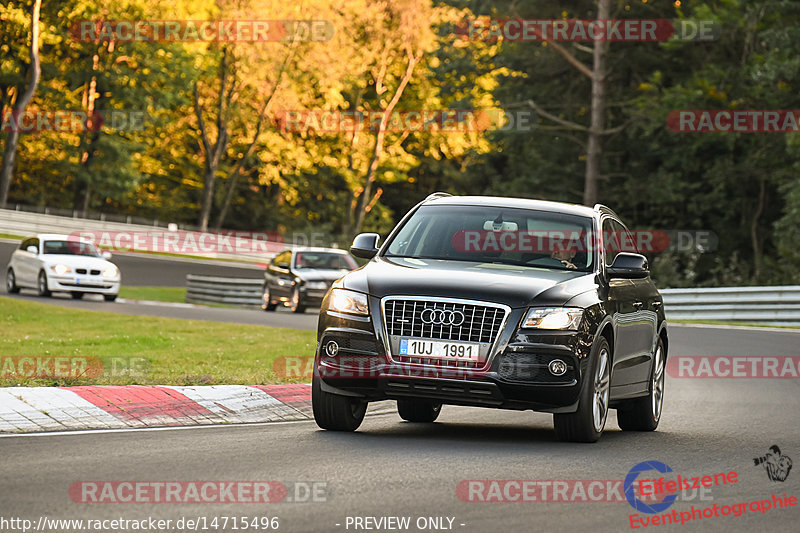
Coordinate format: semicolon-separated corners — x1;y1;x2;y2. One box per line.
0;384;392;433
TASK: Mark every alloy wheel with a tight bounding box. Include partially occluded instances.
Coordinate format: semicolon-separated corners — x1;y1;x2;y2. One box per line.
592;347;610;432
651;345;665;420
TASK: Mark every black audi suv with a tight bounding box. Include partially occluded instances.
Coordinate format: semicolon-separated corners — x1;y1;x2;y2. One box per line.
312;194;667;442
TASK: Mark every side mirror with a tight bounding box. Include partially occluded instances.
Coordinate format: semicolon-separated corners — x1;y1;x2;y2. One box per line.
606;252;649;279
26;245;38;254
101;251;112;260
350;233;380;259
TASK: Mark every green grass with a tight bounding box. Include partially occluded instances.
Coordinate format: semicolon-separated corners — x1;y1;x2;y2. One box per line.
0;232;25;240
0;296;316;386
671;319;800;330
118;286;187;303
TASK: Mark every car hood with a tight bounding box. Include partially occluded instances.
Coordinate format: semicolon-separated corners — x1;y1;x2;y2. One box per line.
295;268;351;282
41;255;115;270
340;256;598;308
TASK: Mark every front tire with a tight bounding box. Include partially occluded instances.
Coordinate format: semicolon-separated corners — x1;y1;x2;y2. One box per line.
553;336;611;443
290;286;306;313
312;374;366;431
6;268;20;294
397;400;442;422
71;292;84;300
103;294;117;302
37;270;51;297
262;286;277;311
617;339;665;432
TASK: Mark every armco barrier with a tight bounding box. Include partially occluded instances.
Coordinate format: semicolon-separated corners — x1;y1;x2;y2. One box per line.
661;286;800;326
186;275;263;307
183;278;800;323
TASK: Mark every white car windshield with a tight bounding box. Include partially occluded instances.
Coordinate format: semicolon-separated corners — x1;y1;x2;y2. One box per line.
42;240;101;257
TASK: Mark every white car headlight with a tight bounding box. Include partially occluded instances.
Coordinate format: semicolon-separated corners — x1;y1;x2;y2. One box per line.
50;264;71;275
329;289;368;316
522;307;583;330
307;281;329;290
102;266;119;278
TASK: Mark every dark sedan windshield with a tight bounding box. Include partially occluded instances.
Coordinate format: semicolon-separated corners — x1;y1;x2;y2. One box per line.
294;252;356;270
384;205;596;272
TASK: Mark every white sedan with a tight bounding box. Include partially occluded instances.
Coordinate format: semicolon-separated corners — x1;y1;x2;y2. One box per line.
6;234;121;301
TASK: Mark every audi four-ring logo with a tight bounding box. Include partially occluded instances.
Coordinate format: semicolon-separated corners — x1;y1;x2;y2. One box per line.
420;308;465;326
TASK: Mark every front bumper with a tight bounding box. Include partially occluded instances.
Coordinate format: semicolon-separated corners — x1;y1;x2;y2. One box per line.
315;296;594;413
49;275;120;295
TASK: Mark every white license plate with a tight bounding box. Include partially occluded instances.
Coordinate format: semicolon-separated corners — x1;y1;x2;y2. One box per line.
398;338;481;361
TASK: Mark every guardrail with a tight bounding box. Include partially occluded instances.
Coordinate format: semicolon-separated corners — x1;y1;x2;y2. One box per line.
186;275;263;307
182;275;800;325
661;286;800;326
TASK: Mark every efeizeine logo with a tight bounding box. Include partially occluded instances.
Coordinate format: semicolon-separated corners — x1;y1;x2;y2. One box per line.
625;461;678;514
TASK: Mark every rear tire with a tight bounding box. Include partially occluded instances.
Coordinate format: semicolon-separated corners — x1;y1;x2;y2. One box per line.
103;294;117;302
71;292;84;299
6;269;20;294
262;286;277;311
617;339;665;432
397;400;442;423
37;270;51;297
553;336;610;443
312;374;366;431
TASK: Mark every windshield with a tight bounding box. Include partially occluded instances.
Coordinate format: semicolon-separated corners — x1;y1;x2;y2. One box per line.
384;205;596;272
294;252;356;270
42;240;101;257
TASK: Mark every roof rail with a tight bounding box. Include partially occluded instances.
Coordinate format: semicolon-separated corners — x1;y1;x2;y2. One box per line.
424;192;453;202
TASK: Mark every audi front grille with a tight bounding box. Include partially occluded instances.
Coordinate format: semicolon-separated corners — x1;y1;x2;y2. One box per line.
382;297;509;369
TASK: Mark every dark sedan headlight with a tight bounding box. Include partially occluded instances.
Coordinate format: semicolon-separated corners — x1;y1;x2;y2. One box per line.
329;288;369;316
522;307;583;330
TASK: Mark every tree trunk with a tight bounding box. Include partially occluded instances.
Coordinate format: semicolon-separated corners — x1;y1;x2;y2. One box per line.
352;46;420;237
0;0;42;207
583;0;610;207
750;177;766;281
195;49;230;231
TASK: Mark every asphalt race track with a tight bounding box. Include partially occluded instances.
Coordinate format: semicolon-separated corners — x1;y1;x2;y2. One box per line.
1;325;799;533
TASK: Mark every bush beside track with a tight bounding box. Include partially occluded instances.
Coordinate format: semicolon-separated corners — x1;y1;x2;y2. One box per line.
0;296;315;387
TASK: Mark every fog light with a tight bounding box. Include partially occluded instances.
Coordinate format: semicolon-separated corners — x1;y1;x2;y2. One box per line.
548;359;567;376
324;340;339;357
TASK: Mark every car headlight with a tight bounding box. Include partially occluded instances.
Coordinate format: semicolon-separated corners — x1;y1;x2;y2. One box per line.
102;266;119;278
329;288;369;316
50;264;71;275
307;281;329;290
522;307;583;330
